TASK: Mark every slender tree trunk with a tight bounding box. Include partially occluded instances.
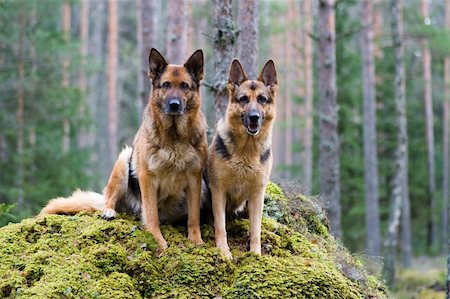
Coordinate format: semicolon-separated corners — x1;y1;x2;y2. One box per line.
284;2;294;178
237;0;258;78
360;0;381;257
79;0;88;93
138;0;156;114
444;0;450;262
303;0;314;195
16;4;25;207
89;0;108;184
383;0;408;287
78;0;90;149
136;0;144;115
292;0;304;179
62;1;71;154
107;0;119;169
373;0;383;60
186;0;194;54
318;0;341;238
212;0;235;122
166;0;188;64
270;21;284;178
420;0;438;250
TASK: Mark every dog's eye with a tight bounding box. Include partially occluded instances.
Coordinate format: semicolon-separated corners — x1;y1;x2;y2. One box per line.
161;82;171;89
238;96;249;104
257;95;267;104
180;82;189;90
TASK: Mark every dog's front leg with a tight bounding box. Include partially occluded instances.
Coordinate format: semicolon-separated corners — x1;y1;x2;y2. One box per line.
102;148;132;220
186;173;204;245
211;186;232;259
248;190;265;255
139;171;168;251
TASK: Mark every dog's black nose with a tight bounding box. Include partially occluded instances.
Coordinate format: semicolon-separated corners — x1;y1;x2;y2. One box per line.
248;110;260;123
168;99;181;111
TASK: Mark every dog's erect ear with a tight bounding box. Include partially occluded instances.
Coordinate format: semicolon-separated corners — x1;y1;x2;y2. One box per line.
148;48;168;80
228;59;247;89
184;49;204;83
258;60;277;90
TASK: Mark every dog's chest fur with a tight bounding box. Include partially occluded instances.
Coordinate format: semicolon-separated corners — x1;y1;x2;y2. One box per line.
209;124;272;213
131;116;206;223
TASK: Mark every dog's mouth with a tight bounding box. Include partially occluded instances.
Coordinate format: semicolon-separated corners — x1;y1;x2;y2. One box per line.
246;124;260;136
165;110;184;116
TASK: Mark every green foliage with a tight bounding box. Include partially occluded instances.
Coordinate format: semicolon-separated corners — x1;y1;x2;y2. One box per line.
0;0;92;222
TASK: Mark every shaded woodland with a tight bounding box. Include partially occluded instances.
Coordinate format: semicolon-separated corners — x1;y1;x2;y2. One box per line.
0;0;449;294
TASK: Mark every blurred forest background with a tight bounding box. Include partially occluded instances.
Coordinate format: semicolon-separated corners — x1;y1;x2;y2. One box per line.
1;0;449;295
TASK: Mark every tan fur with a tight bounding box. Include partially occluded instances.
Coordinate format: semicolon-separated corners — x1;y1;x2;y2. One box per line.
40;190;104;215
41;49;208;252
207;59;278;258
102;49;208;250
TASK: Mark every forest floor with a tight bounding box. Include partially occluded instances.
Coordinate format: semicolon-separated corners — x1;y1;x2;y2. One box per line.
392;256;445;299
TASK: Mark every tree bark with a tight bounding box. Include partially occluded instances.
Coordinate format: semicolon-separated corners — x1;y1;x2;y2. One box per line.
62;1;71;154
166;0;188;64
237;0;258;79
360;0;381;257
444;0;450;270
212;0;235;122
303;0;314;195
383;0;408;287
89;0;108;183
284;1;294;178
78;0;90;149
16;3;25;207
318;0;341;238
107;0;119;169
138;0;156;114
420;0;438;250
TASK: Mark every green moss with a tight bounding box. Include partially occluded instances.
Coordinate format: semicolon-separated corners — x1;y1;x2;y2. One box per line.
0;185;387;298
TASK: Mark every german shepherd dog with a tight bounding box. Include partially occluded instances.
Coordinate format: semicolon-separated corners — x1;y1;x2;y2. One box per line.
42;49;208;251
206;59;277;258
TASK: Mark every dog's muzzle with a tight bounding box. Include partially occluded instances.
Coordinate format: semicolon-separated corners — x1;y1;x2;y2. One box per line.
164;98;184;116
242;110;262;136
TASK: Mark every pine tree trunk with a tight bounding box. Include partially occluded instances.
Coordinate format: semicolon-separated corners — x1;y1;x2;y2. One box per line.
237;0;258;78
107;0;119;169
303;0;314;195
420;0;438;250
89;0;108;183
138;0;156;114
78;0;90;149
318;0;341;238
62;1;71;154
136;0;144;115
284;2;294;178
270;20;284;178
166;0;187;64
383;0;408;287
443;0;450;264
360;0;381;257
16;4;25;207
292;0;304;179
212;0;235;122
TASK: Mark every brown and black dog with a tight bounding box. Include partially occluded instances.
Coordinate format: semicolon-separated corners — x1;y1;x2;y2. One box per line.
206;59;278;258
42;49;208;250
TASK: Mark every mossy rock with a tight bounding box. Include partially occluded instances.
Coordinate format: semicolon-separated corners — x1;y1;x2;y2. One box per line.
0;183;387;298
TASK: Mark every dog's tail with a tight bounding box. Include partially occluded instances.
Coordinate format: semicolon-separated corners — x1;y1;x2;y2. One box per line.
40;189;105;215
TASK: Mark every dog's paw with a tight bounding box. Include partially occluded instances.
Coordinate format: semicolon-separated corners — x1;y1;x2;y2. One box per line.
155;239;168;257
102;208;117;220
220;247;232;260
188;233;204;246
191;237;204;246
